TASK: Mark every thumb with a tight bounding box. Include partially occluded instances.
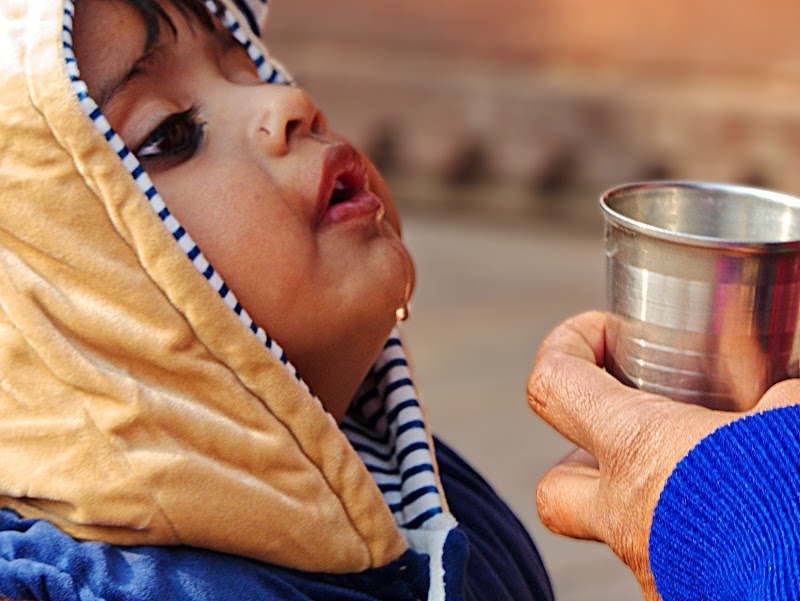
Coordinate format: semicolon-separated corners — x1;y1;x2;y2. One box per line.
528;311;655;458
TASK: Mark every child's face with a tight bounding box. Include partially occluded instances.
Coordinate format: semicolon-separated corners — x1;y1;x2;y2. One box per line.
72;0;414;419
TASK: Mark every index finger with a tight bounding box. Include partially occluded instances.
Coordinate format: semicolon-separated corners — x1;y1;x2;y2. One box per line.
527;311;651;456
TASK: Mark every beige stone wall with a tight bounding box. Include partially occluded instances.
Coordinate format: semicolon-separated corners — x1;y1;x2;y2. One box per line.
265;2;800;216
266;0;800;74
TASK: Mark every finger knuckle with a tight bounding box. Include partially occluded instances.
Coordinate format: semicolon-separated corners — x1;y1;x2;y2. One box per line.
527;351;564;400
526;365;551;409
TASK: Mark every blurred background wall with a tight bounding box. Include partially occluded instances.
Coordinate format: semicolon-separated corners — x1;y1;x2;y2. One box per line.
265;0;800;226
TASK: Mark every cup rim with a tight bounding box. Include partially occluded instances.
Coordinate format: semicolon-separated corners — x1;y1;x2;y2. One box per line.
600;180;800;251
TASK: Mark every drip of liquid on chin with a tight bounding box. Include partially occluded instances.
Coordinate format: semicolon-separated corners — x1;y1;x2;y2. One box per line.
377;212;414;324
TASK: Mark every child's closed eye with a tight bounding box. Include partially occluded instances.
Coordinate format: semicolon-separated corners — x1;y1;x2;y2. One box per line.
135;106;205;166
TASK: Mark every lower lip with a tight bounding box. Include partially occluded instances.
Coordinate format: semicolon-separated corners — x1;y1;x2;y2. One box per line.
319;191;383;226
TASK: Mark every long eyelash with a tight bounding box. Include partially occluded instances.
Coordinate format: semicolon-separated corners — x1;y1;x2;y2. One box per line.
136;105;206;161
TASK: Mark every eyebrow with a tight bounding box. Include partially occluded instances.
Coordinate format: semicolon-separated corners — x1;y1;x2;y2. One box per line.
92;17;234;110
92;0;179;110
94;45;158;109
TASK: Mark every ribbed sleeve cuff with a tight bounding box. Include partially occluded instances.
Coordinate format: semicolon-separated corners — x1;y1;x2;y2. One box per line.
650;405;800;601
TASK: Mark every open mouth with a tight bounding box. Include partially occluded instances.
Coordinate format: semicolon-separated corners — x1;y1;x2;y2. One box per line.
317;144;383;226
330;170;363;207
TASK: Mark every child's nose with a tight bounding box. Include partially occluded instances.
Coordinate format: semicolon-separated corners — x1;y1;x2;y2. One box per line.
256;85;323;156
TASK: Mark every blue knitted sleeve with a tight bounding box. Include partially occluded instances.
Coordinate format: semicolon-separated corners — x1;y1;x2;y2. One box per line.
649;404;800;601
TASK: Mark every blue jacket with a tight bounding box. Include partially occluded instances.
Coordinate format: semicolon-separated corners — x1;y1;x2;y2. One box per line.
651;404;800;601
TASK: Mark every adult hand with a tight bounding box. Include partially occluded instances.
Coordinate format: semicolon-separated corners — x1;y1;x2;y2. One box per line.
526;311;799;600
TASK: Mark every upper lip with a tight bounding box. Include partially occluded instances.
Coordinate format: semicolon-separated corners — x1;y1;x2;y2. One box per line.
316;143;368;223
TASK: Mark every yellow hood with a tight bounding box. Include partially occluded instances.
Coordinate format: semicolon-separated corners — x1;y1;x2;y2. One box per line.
0;0;420;573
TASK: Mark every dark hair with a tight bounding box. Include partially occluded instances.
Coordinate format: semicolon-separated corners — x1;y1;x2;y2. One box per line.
119;0;227;49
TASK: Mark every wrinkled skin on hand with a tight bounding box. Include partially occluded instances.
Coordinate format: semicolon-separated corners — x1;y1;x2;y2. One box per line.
527;311;800;601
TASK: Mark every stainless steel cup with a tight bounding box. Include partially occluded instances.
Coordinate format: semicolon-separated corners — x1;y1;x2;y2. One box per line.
601;181;800;411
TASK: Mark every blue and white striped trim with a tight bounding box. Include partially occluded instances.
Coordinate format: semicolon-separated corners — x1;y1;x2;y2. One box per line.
63;0;442;535
230;0;265;37
203;0;287;84
341;334;443;530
